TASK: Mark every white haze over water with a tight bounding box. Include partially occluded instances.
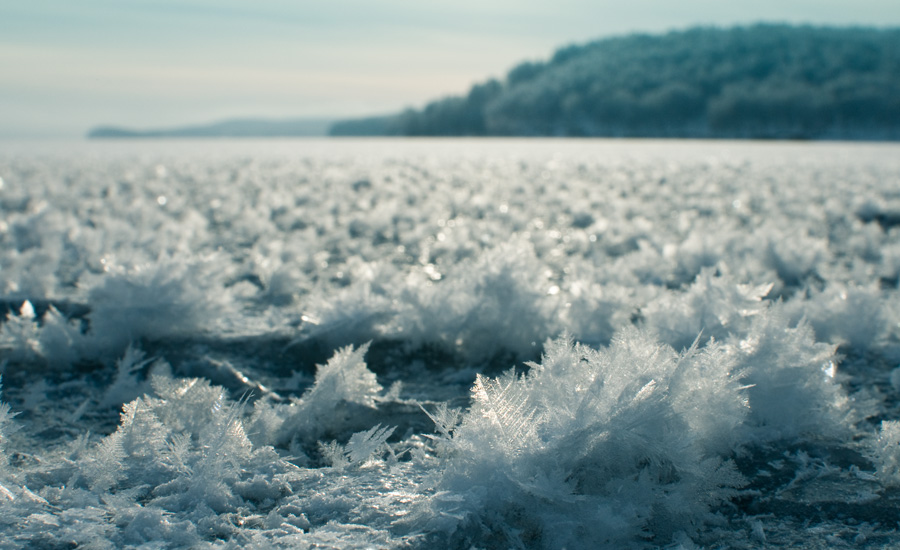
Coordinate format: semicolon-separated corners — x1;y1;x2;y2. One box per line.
1;139;900;548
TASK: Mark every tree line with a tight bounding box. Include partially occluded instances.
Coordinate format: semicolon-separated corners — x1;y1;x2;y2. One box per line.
330;24;900;140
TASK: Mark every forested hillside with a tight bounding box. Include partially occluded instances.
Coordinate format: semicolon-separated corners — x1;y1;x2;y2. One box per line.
330;24;900;139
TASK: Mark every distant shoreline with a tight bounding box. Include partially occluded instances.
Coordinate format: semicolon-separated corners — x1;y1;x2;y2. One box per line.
88;24;900;142
87;117;334;139
84;134;900;143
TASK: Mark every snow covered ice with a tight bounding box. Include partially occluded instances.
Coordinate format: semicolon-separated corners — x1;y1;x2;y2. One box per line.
1;138;900;548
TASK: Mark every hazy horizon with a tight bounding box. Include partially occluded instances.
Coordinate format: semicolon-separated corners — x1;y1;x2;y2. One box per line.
4;1;900;138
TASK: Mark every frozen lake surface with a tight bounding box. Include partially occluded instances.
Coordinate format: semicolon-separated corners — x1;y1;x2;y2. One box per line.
1;138;900;548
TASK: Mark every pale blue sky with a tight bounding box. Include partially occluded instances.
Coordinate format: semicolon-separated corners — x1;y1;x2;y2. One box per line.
2;0;899;137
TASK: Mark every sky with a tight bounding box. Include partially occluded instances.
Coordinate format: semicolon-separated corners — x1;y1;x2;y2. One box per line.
2;0;900;138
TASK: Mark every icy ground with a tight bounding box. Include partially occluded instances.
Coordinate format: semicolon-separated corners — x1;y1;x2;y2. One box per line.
1;138;900;548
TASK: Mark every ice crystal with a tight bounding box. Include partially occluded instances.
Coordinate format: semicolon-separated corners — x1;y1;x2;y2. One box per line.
872;420;900;486
425;331;748;548
732;305;849;441
322;424;396;470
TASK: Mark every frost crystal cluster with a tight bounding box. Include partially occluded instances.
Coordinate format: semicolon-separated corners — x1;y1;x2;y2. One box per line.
0;140;899;548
